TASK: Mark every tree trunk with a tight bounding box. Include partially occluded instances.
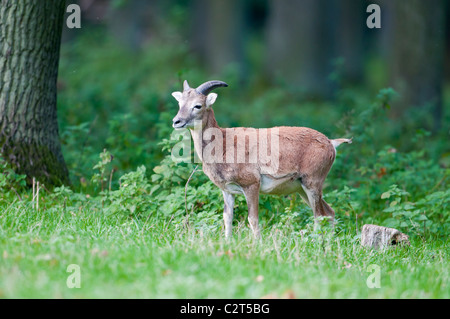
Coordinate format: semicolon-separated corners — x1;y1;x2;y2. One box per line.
190;0;246;77
384;0;446;130
107;0;154;51
266;0;338;97
0;0;69;186
336;0;365;84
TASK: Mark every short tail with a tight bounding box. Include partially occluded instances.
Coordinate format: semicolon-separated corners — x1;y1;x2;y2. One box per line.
331;138;352;149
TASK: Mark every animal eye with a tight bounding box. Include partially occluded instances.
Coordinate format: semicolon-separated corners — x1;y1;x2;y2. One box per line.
194;105;202;109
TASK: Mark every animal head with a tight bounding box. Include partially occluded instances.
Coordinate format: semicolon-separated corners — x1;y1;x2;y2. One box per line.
171;80;228;129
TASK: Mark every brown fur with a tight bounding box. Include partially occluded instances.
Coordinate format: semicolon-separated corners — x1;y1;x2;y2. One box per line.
172;87;350;238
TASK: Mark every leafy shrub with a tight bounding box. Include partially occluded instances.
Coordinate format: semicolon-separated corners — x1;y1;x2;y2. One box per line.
382;184;450;238
105;165;154;217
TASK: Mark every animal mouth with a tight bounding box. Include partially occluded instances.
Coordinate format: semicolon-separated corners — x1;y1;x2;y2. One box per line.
173;122;187;129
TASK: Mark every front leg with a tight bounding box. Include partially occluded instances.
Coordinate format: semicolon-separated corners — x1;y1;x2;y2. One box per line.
222;191;235;239
242;183;261;239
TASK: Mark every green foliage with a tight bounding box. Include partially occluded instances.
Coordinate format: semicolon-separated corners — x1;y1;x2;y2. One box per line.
105;165;153;217
4;32;448;245
57;31;196;183
382;185;450;237
0;157;26;200
55;77;450;240
91;149;114;191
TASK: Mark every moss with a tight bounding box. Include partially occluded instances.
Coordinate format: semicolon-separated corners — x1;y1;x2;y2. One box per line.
0;138;70;187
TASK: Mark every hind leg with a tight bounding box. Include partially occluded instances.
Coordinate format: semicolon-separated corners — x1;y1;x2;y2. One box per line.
319;198;335;218
301;184;335;221
298;185;311;208
242;183;261;239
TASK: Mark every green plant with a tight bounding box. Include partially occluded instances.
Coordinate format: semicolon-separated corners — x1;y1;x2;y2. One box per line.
91;149;114;192
381;184;449;238
105;165;153;217
0;157;27;200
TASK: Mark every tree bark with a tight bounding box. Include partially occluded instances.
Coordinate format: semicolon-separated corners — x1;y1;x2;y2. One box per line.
0;0;69;186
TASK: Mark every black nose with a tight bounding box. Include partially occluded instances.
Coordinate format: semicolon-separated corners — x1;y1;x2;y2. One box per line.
173;117;186;128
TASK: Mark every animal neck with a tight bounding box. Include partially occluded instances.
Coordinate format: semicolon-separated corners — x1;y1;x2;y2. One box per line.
190;108;220;163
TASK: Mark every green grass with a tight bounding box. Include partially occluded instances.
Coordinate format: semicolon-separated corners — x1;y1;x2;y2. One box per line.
0;200;448;299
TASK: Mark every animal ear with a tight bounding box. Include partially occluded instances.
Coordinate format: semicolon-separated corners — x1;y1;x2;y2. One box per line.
206;93;218;108
171;91;182;102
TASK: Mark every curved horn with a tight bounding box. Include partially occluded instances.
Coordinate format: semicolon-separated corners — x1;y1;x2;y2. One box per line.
195;80;228;96
183;80;190;92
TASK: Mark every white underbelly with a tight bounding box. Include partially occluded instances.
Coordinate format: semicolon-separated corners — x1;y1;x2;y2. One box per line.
223;174;303;196
224;182;245;195
260;174;302;195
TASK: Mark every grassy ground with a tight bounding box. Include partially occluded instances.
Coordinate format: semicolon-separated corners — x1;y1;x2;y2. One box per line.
0;200;448;299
